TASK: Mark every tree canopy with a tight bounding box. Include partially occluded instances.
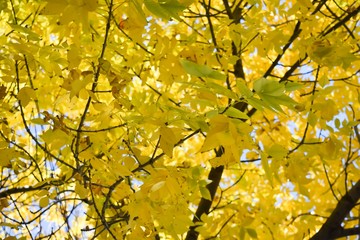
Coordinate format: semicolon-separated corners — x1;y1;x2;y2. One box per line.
0;0;359;239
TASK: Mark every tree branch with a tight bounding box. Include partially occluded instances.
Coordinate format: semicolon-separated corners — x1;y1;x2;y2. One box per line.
263;21;302;78
322;5;360;36
310;180;360;239
185;148;224;240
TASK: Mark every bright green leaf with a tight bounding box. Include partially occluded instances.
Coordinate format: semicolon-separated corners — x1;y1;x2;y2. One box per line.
223;107;249;119
200;186;212;201
254;78;284;96
236;80;253;98
144;0;187;20
180;59;226;80
284;82;303;91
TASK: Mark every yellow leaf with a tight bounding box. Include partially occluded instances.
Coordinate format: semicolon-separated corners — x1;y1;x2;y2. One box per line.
17;87;36;107
309;40;333;59
0;198;9;210
75;183;88;199
70;74;92;99
42;0;68;15
201;132;222;152
37;190;48;197
41;129;70;151
308;111;318;127
91;157;106;170
159;126;178;157
0;149;21;167
165;177;181;195
267;144;288;159
84;0;98;11
0;223;18;229
261;152;273;186
150;181;166;192
109;160;133;177
223;107;249;119
201;115;231;152
313;101;338;121
319;138;341;160
123;156;137;170
67;44;81;69
4;236;17;240
39;196;49;208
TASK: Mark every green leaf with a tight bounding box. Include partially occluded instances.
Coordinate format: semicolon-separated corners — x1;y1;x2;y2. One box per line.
246;228;258;239
254;78;285;96
236;80;253;98
284;82;303;91
130;0;147;22
144;0;187;20
206;82;237;99
192;166;203;179
258;94;297;113
253;78;298;113
223;107;249;119
261;153;273;186
144;0;170;19
247;97;266;111
180;59;226;80
200;186;212;200
240;227;246;240
9;24;41;41
258;94;284;112
30;118;49;125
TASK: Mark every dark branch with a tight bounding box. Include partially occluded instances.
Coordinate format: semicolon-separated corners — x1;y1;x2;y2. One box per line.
310;180;360;240
185;148;224;240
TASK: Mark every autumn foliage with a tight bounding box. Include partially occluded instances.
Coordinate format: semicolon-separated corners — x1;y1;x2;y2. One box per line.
0;0;359;239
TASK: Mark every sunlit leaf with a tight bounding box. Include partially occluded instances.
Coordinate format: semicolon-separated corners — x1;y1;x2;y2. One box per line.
1;0;359;238
180;59;226;80
254;78;285;96
17;87;36;107
75;183;88;199
236;80;253;98
222;107;249;119
144;0;187;20
199;186;211;201
268;144;287;159
159;126;179;157
261;152;273;186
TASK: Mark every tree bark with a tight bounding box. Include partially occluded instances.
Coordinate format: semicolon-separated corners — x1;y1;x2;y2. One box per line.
310;180;360;240
185;148;224;240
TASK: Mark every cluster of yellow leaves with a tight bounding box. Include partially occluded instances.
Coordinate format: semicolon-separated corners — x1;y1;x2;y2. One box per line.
0;0;359;239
